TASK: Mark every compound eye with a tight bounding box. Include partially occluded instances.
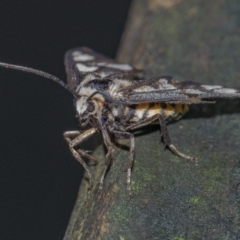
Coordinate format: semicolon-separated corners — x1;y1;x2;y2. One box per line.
87;101;95;112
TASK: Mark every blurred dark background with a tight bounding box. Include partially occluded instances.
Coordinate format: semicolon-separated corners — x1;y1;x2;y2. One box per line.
0;1;132;239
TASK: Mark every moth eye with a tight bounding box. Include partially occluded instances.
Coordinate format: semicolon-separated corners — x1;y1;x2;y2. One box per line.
87;101;95;112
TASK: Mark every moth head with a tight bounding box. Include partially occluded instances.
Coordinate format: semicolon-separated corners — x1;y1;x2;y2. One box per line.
75;92;105;127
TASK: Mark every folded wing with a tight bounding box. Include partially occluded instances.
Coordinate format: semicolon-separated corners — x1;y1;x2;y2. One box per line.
64;47;142;90
116;76;240;104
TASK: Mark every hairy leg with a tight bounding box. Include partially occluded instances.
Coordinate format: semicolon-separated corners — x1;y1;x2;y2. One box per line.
97;125;114;198
126;114;159;131
159;115;197;162
63;128;98;191
113;131;135;201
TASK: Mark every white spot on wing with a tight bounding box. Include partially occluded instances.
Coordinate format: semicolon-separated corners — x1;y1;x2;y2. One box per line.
214;88;237;94
183;89;203;94
158;79;177;90
72;51;82;56
158;79;168;84
76;63;98;72
97;62;132;71
73;54;94;62
134;86;156;92
202;85;222;90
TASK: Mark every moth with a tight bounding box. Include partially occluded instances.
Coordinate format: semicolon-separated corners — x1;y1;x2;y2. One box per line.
1;47;240;200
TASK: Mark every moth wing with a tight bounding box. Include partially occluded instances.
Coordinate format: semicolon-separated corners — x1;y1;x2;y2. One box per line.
117;76;240;104
64;47;142;90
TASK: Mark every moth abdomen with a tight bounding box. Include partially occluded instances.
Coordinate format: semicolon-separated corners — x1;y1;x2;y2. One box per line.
126;103;189;124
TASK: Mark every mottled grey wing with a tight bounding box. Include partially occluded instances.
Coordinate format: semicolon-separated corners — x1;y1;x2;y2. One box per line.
64;47;142;90
117;76;240;104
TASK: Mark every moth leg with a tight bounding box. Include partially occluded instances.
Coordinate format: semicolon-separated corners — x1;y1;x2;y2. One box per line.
126;114;159;131
65;129;99;164
63;128;98;191
159;115;196;162
97;126;114;198
113;131;135;201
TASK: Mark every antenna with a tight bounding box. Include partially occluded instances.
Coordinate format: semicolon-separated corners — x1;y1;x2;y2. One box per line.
0;62;77;97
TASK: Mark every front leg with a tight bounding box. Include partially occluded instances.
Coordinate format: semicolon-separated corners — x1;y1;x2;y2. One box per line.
97;125;114;198
63;128;98;191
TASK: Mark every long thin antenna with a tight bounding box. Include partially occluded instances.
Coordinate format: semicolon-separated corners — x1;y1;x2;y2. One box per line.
0;62;77;97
